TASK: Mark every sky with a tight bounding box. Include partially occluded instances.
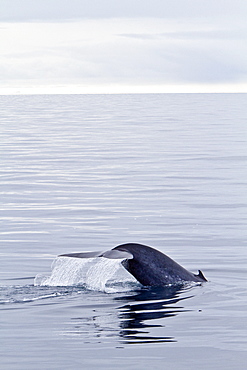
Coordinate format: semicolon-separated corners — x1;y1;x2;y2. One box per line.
1;0;247;94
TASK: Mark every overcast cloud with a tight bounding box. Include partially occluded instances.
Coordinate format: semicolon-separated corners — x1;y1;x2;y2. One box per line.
1;0;247;93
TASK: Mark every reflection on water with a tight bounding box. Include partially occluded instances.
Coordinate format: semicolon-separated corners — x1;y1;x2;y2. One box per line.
116;285;193;344
2;270;195;346
63;285;194;345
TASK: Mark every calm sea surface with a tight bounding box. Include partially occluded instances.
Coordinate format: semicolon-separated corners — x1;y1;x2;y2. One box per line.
0;93;246;369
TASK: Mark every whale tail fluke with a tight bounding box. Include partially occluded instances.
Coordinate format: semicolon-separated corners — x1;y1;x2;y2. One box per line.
59;249;133;260
59;244;207;286
59;251;103;259
100;249;133;259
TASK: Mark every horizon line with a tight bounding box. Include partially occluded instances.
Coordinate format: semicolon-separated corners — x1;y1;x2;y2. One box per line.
0;83;246;95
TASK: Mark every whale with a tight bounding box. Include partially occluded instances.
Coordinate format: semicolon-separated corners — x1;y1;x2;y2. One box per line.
59;243;207;286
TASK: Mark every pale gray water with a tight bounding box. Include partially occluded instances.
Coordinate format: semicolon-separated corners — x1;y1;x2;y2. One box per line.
0;93;246;369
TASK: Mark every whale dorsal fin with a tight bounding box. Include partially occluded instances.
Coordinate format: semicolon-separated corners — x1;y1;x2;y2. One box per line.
197;270;207;281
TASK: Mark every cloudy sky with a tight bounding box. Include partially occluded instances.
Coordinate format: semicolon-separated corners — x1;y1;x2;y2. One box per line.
1;0;247;93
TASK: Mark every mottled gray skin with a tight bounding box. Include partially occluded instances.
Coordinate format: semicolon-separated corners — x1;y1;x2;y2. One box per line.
113;243;207;286
59;243;207;286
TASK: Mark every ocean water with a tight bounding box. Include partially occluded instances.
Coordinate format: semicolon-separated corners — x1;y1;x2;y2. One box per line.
0;93;246;369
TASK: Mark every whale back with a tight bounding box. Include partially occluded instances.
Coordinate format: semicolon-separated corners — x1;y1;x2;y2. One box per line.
113;243;207;286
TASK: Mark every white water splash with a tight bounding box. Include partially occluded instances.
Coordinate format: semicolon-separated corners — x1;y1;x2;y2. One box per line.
85;258;123;291
34;256;137;292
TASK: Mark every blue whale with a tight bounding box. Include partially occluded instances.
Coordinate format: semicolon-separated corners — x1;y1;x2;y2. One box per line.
59;243;207;286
